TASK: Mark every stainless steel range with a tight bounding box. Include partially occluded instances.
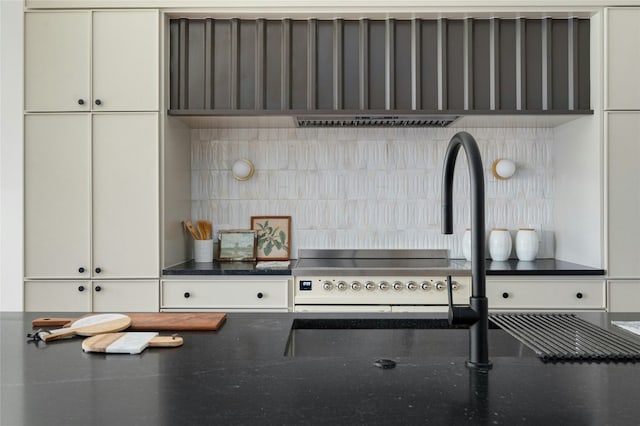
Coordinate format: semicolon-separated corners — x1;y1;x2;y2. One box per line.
292;249;471;312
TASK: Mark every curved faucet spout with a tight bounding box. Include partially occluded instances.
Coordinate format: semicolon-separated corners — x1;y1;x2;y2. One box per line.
441;131;492;370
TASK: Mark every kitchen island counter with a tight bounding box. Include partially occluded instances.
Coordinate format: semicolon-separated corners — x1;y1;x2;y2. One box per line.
2;311;639;425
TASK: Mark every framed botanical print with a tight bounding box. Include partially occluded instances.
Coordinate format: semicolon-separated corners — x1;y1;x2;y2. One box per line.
250;216;291;261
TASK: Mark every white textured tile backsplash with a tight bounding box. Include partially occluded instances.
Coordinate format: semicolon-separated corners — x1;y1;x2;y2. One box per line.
192;127;555;259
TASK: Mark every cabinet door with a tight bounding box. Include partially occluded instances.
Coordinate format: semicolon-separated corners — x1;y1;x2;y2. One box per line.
607;112;640;277
24;280;91;312
24;114;91;278
92;113;159;278
92;10;159;111
608;280;640;312
92;280;159;312
25;11;91;112
606;8;640;110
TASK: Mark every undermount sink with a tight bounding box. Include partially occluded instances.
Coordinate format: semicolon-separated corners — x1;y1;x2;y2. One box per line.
284;318;536;358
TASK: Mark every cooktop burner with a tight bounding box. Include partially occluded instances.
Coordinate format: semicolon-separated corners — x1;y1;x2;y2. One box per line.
295;258;450;269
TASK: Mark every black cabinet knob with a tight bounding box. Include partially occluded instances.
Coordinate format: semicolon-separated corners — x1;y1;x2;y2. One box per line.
95;267;102;274
78;285;85;292
257;292;264;299
502;292;509;299
184;292;191;298
94;99;102;106
78;267;85;273
78;99;85;105
576;292;583;299
95;285;102;292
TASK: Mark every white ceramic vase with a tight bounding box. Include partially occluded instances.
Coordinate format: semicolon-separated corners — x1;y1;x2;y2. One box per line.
489;228;512;261
516;228;539;261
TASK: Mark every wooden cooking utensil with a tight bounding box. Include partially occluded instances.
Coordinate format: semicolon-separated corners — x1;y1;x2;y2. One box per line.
196;220;212;240
82;332;183;354
35;313;131;342
184;220;201;240
32;312;227;331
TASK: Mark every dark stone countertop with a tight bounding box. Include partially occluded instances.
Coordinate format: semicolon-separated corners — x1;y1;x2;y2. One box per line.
163;259;295;276
483;258;605;276
163;258;603;277
2;311;640;425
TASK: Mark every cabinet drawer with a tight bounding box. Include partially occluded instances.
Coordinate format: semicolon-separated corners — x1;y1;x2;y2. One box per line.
162;280;288;309
488;279;605;310
608;280;640;312
25;280;91;312
92;280;159;312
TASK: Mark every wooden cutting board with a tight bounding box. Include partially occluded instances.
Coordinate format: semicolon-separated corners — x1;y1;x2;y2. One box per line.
37;313;132;342
82;332;184;354
33;313;226;331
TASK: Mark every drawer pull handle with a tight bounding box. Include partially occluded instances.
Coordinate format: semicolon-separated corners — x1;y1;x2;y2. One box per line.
502;292;509;299
257;292;264;299
184;292;191;299
78;285;85;292
78;267;85;273
576;292;583;299
95;285;102;292
95;267;102;274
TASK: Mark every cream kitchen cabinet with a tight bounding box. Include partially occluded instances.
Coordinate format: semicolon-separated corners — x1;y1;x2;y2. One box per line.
487;278;606;311
91;113;159;278
24;113;159;279
608;280;640;312
25;10;158;112
24;280;159;312
605;8;640;110
161;278;290;312
24;114;91;278
606;112;640;278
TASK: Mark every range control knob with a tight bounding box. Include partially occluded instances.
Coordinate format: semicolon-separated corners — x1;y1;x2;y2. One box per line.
336;281;348;291
351;281;362;291
451;281;460;291
435;281;447;291
323;281;334;291
420;281;433;291
379;281;390;291
407;281;418;291
365;281;376;291
393;281;404;291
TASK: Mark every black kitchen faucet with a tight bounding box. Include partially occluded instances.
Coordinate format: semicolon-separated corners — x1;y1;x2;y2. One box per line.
441;131;492;370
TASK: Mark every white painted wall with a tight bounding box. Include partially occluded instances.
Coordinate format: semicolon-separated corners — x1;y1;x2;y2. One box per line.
554;116;602;268
0;0;24;311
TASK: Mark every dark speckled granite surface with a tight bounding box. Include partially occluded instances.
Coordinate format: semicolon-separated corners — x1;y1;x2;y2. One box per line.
163;259;295;275
484;258;604;276
2;311;639;425
163;258;604;276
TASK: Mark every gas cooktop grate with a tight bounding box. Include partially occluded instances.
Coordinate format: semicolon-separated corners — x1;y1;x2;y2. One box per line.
490;313;640;363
